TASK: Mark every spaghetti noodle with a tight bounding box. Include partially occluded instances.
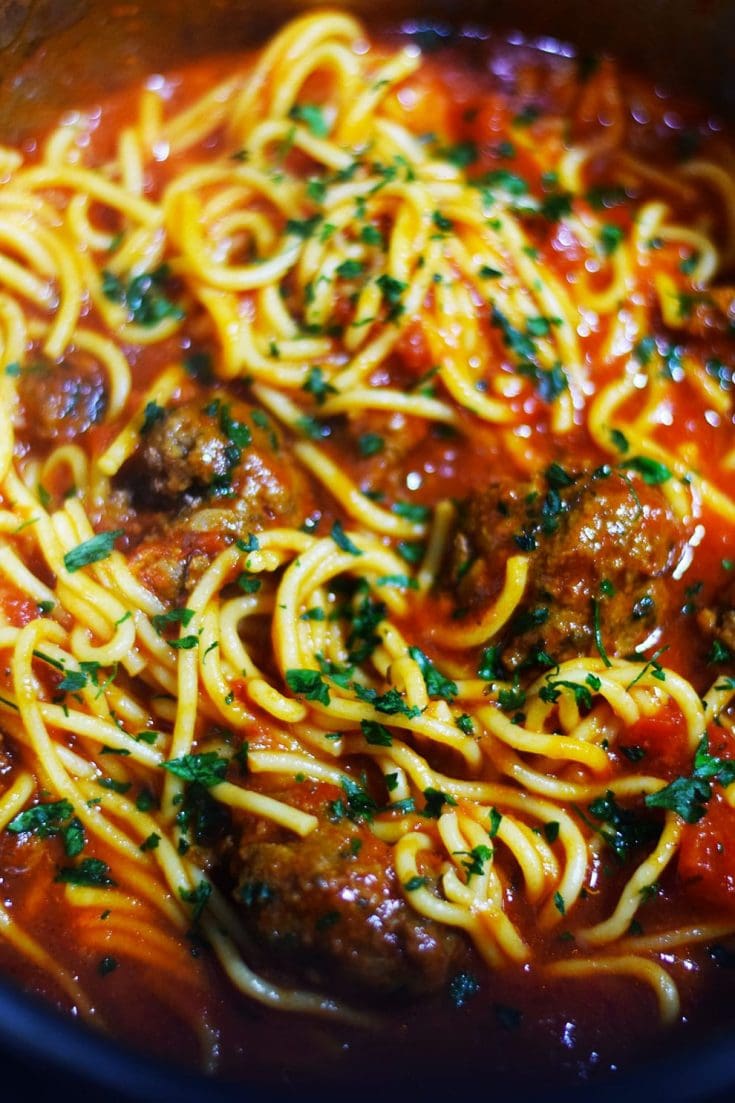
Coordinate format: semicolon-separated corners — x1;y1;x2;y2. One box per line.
0;7;734;1082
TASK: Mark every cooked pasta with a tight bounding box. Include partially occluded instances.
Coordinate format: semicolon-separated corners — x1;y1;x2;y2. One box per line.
0;8;734;1086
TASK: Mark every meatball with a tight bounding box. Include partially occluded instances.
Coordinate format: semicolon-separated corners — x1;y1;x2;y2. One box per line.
134;402;233;503
120;395;317;604
128;527;228;608
449;466;683;666
17;352;106;445
697;577;735;654
122;396;312;518
230;782;461;997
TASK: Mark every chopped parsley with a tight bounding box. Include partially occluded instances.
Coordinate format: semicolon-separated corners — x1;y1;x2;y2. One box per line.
55;857;115;887
288;102;329;138
285;214;322;239
620;456;672;485
437;140;478;168
599;223;624;255
303;366;337;405
179;880;212;922
455;843;493;881
101;265;184;327
357;432;384;457
63;530;123;573
331;519;362;556
285;668;331;706
422;787;458;819
7;799;74;839
644;735;735;823
151;607;194;636
353;684;420;718
360;719;393;747
586;790;659;860
375;273;407;322
162;751;229;788
408;646;458;701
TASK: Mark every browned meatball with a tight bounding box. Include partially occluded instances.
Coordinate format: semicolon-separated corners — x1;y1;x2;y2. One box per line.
17;352;106;444
123;396;312;518
698;577;735;654
231;783;461;998
135;402;232;502
128;527;229;608
449;466;683;666
120;396;317;604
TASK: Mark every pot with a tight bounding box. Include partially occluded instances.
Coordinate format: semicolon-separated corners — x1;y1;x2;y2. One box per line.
1;2;735;1099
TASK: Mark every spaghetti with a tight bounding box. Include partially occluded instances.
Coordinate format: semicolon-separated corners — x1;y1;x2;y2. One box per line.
0;7;734;1081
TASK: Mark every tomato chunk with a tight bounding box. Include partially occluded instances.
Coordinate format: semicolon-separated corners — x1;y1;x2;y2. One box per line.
617;702;690;779
679;790;735;911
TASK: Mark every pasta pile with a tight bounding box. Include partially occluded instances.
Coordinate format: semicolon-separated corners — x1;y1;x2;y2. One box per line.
0;9;734;1064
